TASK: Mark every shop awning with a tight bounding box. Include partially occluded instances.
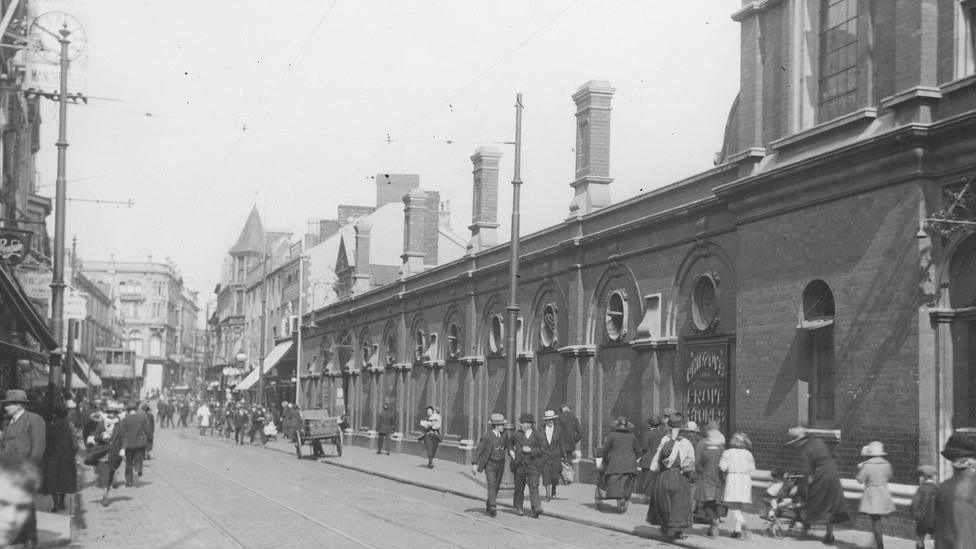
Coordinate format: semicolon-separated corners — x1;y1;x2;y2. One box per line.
73;356;101;387
236;340;294;391
0;267;57;351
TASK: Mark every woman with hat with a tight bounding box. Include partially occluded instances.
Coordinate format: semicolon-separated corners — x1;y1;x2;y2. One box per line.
935;432;976;548
471;413;509;517
540;410;564;502
856;441;895;549
786;426;849;544
600;416;640;513
646;412;696;540
694;421;726;536
419;405;442;468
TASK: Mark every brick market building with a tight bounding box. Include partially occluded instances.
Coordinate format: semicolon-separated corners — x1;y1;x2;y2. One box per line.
299;1;976;521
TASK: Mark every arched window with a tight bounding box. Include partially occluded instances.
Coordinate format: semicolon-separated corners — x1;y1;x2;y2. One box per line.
802;280;836;423
127;330;143;356
488;314;504;355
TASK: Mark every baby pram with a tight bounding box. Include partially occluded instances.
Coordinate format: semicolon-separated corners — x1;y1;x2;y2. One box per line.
760;474;806;539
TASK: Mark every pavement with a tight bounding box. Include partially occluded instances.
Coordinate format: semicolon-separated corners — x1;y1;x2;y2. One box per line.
256;436;918;549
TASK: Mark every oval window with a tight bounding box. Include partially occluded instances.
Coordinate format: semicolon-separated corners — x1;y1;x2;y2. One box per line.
605;290;627;341
692;274;719;331
385;335;396;366
540;303;557;349
489;314;504;355
448;323;461;359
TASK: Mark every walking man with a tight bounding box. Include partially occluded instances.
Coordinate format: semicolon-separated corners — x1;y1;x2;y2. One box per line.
557;405;581;478
511;413;545;518
177;399;189;427
1;389;46;547
232;402;249;445
471;413;508;517
376;404;395;455
116;402;151;487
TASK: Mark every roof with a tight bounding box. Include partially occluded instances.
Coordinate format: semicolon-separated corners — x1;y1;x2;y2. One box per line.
229;206;265;255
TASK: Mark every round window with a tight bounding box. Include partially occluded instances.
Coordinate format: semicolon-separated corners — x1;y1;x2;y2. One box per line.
540;303;557;349
448;323;461;359
489;314;504;354
692;274;719;331
605;290;627;341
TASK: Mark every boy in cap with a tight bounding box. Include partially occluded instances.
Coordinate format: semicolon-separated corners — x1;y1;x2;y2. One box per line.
910;465;937;549
510;412;545;517
471;413;509;517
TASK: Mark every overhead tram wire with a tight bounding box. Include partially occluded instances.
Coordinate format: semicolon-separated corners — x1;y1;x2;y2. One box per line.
172;0;339;233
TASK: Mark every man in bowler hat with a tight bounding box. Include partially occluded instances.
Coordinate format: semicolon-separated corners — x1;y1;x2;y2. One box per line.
471;413;509;517
511;412;545;517
1;389;46;547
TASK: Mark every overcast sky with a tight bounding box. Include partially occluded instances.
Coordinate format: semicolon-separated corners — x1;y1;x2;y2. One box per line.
36;0;742;312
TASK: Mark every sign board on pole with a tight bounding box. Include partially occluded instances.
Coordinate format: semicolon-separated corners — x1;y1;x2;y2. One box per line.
64;289;87;320
15;268;53;300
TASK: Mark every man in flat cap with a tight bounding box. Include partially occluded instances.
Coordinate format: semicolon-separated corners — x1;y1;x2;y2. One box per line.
510;413;545;518
935;433;976;548
1;389;46;547
471;413;509;517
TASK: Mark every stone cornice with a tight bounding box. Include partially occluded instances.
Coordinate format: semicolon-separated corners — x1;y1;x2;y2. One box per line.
767;108;877;151
392;362;413;372
880;87;942;110
731;0;785;22
459;355;484;367
928;306;976;325
629;337;678;352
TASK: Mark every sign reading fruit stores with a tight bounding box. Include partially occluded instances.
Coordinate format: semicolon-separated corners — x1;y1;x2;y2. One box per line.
0;229;32;266
685;342;730;427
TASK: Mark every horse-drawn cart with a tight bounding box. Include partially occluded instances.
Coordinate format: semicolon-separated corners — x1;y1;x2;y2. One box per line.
294;409;342;459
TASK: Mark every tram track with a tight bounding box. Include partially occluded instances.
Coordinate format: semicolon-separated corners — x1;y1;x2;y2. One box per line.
196;433;594;549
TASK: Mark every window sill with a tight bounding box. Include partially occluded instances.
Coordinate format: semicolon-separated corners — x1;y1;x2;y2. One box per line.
940;74;976;95
767;108;877;151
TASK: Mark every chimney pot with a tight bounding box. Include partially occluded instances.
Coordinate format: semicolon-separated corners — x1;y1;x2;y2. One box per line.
468;147;502;254
569;80;615;217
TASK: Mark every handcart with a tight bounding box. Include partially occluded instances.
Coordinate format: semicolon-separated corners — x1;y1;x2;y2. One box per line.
294;409;342;459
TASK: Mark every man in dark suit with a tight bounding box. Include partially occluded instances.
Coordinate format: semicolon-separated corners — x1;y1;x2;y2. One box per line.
376;403;395;455
115;402;151;487
471;413;508;517
1;389;46;547
511;412;545;518
557;405;581;463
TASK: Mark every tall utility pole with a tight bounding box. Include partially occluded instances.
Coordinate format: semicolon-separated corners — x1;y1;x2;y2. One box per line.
505;93;523;422
295;245;304;408
48;25;72;402
257;248;268;406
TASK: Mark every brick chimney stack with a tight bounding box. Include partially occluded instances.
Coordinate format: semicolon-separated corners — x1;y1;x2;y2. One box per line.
353;217;372;294
467;146;502;254
401;189;428;277
568;80;615;217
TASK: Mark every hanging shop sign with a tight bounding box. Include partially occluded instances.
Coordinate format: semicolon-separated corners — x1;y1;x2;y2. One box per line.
0;228;32;265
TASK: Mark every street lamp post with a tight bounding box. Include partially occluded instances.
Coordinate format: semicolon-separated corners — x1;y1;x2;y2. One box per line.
48;25;72;404
504;93;523;423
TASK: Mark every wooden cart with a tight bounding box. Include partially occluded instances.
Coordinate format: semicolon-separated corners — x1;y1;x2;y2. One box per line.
294;409;342;459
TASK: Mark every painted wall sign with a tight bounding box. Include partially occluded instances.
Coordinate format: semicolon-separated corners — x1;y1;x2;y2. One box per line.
685;343;730;427
0;229;32;265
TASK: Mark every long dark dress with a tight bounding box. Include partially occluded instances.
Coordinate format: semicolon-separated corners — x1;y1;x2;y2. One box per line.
646;434;694;530
638;425;667;496
797;437;849;524
601;430;639;499
694;438;725;507
41;417;78;495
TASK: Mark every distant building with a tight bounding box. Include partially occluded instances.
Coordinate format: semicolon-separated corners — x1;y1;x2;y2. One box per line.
82;259;198;396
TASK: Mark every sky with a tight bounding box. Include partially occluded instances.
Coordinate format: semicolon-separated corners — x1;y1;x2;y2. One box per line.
35;0;742;312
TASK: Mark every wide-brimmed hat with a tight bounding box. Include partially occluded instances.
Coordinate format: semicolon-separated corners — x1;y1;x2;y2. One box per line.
942;433;976;461
65;399;77;409
1;389;29;405
785;426;808;445
542;410;558;421
663;407;678;418
646;414;662;427
488;413;506;425
666;416;684;429
519;413;535;424
863;441;886;457
685;421;699;432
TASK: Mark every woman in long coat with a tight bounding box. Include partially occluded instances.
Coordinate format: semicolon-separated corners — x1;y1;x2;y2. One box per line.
600;417;640;512
787;427;848;544
647;415;696;540
41;405;78;512
694;421;725;536
540;410;564;501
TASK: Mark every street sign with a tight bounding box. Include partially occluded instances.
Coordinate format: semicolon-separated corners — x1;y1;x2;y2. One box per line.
64;289;87;320
15;268;53;300
0;228;32;265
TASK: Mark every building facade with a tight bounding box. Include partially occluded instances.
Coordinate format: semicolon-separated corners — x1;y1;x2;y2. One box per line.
294;1;976;520
82;259;198;396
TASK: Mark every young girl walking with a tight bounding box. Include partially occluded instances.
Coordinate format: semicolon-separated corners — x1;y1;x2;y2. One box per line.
857;441;895;549
720;432;756;538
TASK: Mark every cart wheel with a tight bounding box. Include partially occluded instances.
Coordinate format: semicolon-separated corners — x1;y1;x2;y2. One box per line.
335;435;343;457
617;499;629;513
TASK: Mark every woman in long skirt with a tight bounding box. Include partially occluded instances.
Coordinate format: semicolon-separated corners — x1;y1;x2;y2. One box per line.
694;421;725;536
419;405;442;468
787;427;849;544
601;417;640;512
41;405;78;512
646;414;696;540
540;410;564;501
